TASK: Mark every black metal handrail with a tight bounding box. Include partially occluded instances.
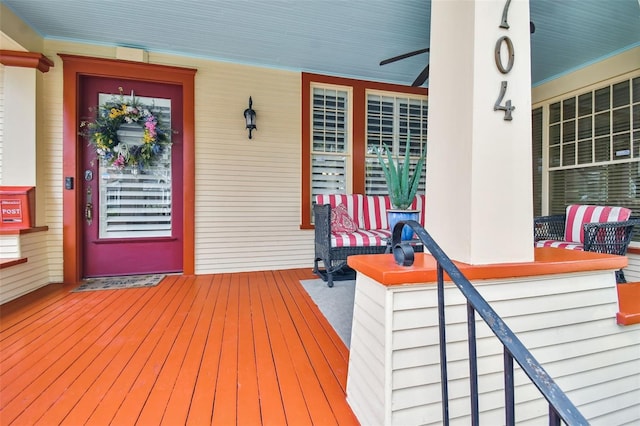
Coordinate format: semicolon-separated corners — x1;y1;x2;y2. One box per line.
390;220;589;426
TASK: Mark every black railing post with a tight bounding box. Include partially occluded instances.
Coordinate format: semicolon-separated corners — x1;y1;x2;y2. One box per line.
467;302;479;426
437;263;450;426
549;406;562;426
504;349;515;425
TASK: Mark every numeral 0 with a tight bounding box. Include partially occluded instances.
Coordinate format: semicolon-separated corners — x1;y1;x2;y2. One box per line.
494;36;514;74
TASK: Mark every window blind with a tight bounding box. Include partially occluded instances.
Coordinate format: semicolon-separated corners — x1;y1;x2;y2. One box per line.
311;87;349;200
365;93;427;196
532;107;543;216
312;87;348;154
311;155;347;195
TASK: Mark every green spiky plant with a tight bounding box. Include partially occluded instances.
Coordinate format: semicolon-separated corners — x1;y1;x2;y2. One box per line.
376;135;426;210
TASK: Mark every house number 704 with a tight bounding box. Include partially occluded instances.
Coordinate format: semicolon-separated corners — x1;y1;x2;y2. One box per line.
494;0;515;121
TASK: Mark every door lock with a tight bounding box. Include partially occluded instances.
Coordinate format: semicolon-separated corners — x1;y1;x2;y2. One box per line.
85;187;93;226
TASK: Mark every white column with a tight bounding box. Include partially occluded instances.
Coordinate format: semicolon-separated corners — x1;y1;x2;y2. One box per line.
1;66;37;186
425;0;534;264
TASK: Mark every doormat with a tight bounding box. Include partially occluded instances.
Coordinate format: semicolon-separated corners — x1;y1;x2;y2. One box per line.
72;274;165;292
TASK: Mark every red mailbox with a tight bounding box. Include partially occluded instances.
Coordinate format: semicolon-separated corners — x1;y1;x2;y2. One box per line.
0;186;35;230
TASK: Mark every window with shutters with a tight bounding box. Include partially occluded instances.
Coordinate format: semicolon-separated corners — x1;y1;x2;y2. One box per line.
98;94;172;239
365;92;428;196
301;74;428;228
310;86;351;200
546;76;640;240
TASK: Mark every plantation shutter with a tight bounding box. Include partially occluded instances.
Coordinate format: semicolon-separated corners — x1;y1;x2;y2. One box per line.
98;95;172;239
532;107;543;217
365;93;428;195
312;155;347;194
311;86;350;199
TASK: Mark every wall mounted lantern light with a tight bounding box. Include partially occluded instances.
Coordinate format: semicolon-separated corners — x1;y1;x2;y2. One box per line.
243;96;257;139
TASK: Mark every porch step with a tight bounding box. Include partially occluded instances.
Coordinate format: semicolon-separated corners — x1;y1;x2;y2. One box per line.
616;282;640;326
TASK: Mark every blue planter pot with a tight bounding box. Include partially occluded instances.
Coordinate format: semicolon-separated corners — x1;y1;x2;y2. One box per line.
387;209;420;241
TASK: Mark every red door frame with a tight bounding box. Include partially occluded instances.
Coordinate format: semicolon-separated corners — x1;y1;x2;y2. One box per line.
60;54;197;284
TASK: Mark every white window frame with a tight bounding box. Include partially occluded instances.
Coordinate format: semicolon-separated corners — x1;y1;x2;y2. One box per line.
364;89;428;196
309;83;353;197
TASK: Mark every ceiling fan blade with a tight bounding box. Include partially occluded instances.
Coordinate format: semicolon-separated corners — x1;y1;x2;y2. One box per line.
380;48;429;66
411;64;430;87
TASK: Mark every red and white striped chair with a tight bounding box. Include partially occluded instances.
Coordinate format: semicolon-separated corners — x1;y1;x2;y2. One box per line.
534;204;640;282
313;193;426;286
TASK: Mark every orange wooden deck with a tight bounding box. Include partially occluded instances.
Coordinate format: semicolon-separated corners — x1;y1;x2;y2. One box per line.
0;269;358;425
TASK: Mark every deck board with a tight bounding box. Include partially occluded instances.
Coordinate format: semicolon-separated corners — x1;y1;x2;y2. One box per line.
137;275;210;425
259;271;313;425
110;276;201;425
162;275;219;425
21;288;157;425
236;273;262;426
270;271;337;426
62;275;183;425
211;273;240;425
250;272;288;426
277;270;358;424
0;268;359;425
3;288;153;424
186;274;230;425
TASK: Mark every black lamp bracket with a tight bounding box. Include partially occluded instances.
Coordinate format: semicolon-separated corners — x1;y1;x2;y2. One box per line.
243;96;257;139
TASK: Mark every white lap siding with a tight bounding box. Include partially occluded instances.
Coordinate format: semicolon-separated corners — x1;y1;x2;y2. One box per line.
622;252;640;281
346;272;640;425
0;231;51;303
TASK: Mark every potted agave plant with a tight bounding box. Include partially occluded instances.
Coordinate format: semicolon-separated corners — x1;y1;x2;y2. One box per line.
376;135;426;240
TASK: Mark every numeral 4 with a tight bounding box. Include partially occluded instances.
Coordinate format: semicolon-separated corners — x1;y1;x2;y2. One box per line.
494;81;515;121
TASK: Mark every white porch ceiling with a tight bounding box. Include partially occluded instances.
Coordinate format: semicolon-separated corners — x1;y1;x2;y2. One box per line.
2;0;639;87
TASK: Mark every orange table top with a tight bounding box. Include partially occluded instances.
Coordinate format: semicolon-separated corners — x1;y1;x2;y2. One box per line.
347;247;628;286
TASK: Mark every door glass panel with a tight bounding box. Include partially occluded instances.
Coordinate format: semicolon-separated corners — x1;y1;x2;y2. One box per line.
98;94;172;239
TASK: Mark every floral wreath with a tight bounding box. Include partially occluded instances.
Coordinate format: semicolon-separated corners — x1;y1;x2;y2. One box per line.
81;89;171;169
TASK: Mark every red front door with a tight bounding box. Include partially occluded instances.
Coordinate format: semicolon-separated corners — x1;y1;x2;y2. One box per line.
80;77;183;277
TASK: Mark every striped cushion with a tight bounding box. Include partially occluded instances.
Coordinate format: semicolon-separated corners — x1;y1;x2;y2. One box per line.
331;229;391;247
315;194;364;228
317;193;427;236
535;240;584;250
361;194;427;230
362;195;392;230
564;205;631;243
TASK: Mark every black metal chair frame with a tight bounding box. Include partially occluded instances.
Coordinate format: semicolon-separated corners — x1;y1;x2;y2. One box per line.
534;214;640;283
312;203;387;287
